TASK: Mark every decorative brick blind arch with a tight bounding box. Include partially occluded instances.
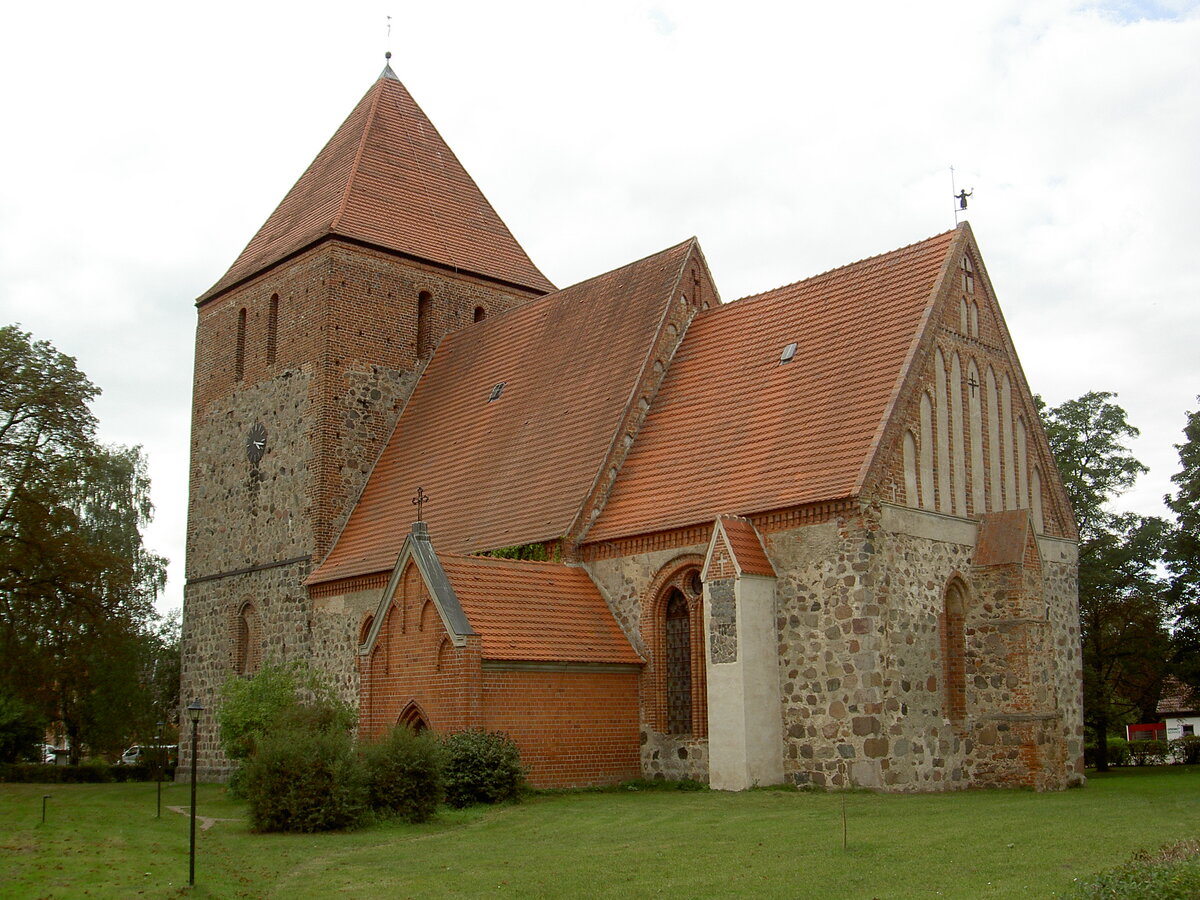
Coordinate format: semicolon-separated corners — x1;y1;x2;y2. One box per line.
940;578;970;726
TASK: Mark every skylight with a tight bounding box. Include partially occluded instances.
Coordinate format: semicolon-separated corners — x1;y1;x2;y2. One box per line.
779;342;798;364
488;382;506;402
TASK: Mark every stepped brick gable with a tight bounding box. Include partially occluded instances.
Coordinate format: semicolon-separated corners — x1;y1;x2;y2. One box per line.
181;62;1083;791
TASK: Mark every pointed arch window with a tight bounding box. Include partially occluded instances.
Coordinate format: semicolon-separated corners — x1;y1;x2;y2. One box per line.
399;701;429;733
665;589;693;734
961;255;975;294
644;559;708;738
234;601;261;675
940;581;968;725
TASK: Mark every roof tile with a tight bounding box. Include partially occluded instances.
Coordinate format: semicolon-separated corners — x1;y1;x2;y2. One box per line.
439;555;641;665
310;240;696;583
587;231;956;542
199;67;553;302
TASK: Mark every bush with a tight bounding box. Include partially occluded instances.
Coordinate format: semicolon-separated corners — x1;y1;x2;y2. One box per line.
1085;737;1130;768
1128;739;1169;766
442;730;524;808
1068;840;1200;899
241;723;367;832
0;762;163;783
217;661;348;762
361;726;444;823
0;691;44;763
1171;735;1200;765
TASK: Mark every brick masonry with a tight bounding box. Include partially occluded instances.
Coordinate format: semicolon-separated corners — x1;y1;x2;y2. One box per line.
181;239;541;778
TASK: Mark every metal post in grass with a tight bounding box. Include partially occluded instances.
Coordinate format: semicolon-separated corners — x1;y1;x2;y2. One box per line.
187;699;204;887
155;720;164;819
42;794;49;824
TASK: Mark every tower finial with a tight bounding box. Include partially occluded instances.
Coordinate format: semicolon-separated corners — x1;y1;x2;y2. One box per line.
381;15;397;80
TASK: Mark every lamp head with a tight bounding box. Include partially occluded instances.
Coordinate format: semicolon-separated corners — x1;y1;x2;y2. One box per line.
187;699;204;724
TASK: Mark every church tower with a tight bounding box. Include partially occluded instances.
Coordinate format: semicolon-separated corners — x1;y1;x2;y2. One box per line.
181;61;553;776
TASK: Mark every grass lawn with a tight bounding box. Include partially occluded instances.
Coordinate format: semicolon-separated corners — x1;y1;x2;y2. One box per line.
2;767;1198;898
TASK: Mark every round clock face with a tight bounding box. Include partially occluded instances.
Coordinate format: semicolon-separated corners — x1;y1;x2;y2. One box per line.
246;423;267;464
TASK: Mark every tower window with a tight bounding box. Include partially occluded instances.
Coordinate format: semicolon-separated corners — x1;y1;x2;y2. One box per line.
417;291;433;358
235;308;247;382
266;294;279;366
473;305;486;323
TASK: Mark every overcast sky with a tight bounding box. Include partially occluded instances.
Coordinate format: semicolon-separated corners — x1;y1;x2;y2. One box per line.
1;0;1197;616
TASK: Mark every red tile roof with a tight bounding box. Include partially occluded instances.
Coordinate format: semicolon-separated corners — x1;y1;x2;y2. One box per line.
199;66;553;303
1158;677;1200;716
439;555;641;665
716;516;775;577
310;240;697;584
587;230;956;542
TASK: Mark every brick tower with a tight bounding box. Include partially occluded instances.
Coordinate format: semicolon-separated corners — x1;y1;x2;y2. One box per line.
181;61;553;776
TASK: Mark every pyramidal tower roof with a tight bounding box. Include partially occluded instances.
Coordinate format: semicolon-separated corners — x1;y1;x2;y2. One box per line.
199;62;555;303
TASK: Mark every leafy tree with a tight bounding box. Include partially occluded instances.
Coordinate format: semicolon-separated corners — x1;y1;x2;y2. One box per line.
1040;392;1169;771
0;325;167;761
0;688;44;762
216;661;354;762
1166;401;1200;687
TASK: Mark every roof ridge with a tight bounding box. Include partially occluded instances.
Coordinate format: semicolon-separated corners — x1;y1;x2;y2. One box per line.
329;73;385;234
733;228;959;306
566;238;699;541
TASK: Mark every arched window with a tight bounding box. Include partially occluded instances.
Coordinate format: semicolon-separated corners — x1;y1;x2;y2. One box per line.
665;589;693;734
644;558;707;738
234;602;261;675
235;308;247;382
961;255;975;293
940;581;968;725
358;614;375;646
417;291;433;358
399;701;429;733
266;294;279;366
473;305;486;323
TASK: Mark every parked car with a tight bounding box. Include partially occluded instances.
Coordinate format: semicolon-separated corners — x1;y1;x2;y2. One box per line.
119;744;178;767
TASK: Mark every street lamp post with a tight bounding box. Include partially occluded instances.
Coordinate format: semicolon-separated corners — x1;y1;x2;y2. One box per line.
155;720;164;819
187;700;203;887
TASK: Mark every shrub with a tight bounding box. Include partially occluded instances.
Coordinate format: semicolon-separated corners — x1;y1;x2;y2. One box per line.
0;691;44;763
1127;739;1169;766
1170;735;1200;765
442;730;524;808
219;662;350;763
1068;840;1200;899
1085;737;1131;768
241;723;367;832
361;726;444;823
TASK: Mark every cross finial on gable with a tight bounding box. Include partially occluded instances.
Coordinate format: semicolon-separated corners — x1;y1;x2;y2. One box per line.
412;486;429;521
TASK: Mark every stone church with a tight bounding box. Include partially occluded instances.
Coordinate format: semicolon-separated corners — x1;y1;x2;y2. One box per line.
181;61;1084;791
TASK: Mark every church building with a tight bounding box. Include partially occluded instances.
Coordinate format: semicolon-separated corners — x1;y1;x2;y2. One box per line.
181;61;1084;791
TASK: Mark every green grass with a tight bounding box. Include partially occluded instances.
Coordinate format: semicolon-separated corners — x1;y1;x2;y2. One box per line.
1;767;1198;898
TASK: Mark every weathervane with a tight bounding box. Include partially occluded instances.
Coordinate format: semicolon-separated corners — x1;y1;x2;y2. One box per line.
950;166;974;225
412;487;429;521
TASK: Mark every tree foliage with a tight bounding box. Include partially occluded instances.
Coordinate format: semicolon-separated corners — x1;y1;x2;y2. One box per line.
1040;391;1169;771
1166;400;1200;686
0;325;168;761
